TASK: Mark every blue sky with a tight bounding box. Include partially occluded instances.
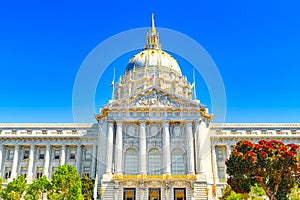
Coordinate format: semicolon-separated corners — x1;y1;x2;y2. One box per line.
0;1;299;123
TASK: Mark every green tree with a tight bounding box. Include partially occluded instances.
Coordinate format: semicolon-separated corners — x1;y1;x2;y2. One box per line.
24;175;51;200
48;164;83;200
226;140;299;200
220;184;265;200
0;175;27;200
289;185;300;200
81;175;94;200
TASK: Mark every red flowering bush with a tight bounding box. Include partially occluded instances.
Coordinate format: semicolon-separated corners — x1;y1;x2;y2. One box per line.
226;140;299;200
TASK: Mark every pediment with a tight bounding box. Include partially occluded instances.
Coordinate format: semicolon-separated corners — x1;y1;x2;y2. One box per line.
107;86;203;109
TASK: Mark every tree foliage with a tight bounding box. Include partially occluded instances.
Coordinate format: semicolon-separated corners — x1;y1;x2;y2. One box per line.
24;175;51;200
48;164;83;200
226;140;299;200
81;175;94;200
0;175;27;200
220;184;266;200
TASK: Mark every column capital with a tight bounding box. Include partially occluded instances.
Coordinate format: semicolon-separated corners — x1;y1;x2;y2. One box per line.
107;120;114;125
139;121;146;127
193;120;201;126
116;121;123;127
185;121;193;127
163;121;169;126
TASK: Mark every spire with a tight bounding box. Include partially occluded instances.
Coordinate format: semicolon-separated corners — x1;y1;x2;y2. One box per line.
151;13;156;33
145;13;161;49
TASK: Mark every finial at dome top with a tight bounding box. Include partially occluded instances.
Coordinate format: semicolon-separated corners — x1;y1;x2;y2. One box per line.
151;13;156;33
145;13;161;49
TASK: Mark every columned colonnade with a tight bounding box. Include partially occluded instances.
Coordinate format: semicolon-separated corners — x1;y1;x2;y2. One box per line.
105;120;208;175
0;143;97;182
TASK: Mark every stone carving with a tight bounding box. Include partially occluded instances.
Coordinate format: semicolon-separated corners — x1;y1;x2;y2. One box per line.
134;91;176;107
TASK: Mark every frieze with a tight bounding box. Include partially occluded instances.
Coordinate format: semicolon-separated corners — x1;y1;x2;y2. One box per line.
133;91;177;107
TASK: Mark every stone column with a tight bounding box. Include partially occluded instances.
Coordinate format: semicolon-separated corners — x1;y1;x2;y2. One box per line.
194;121;200;174
11;144;19;178
0;145;3;177
91;144;97;178
163;121;171;174
76;145;82;175
115;121;123;174
27;145;35;182
226;145;230;159
211;145;218;181
139;121;147;174
43;144;51;178
60;145;66;166
106;122;114;174
186;122;195;174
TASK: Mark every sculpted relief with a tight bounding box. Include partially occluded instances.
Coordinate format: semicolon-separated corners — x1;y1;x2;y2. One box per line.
133;91;176;107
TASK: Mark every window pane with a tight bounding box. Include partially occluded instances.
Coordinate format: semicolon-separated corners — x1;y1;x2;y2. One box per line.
70;149;76;159
54;150;60;159
124;149;138;175
23;150;29;159
21;167;27;178
171;149;185;175
218;167;225;179
39;149;45;159
5;167;12;179
148;149;161;175
85;149;92;160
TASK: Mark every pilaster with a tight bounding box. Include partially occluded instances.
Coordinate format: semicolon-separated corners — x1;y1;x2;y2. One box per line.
60;144;66;166
91;144;97;178
115;121;123;174
106;122;114;174
76;145;82;175
139;121;147;174
27;145;35;182
186;121;195;174
43;144;51;178
163;121;171;174
11;144;19;178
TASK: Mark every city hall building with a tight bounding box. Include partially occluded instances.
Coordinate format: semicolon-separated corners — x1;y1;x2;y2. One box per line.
1;16;300;200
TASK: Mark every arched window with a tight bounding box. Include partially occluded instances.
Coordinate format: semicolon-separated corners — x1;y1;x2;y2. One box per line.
124;149;138;175
148;148;161;175
171;148;185;175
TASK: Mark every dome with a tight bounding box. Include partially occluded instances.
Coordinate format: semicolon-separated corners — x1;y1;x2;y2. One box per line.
124;14;182;75
114;14;192;101
125;49;181;74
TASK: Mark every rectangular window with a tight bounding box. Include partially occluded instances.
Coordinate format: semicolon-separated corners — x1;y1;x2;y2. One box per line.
216;147;225;160
69;149;76;159
39;149;45;159
21;167;28;178
84;149;92;161
148;188;161;200
5;167;12;179
123;188;136;200
83;166;90;177
218;166;226;180
54;150;60;160
23;150;29;160
6;149;14;160
36;167;43;178
174;188;186;200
